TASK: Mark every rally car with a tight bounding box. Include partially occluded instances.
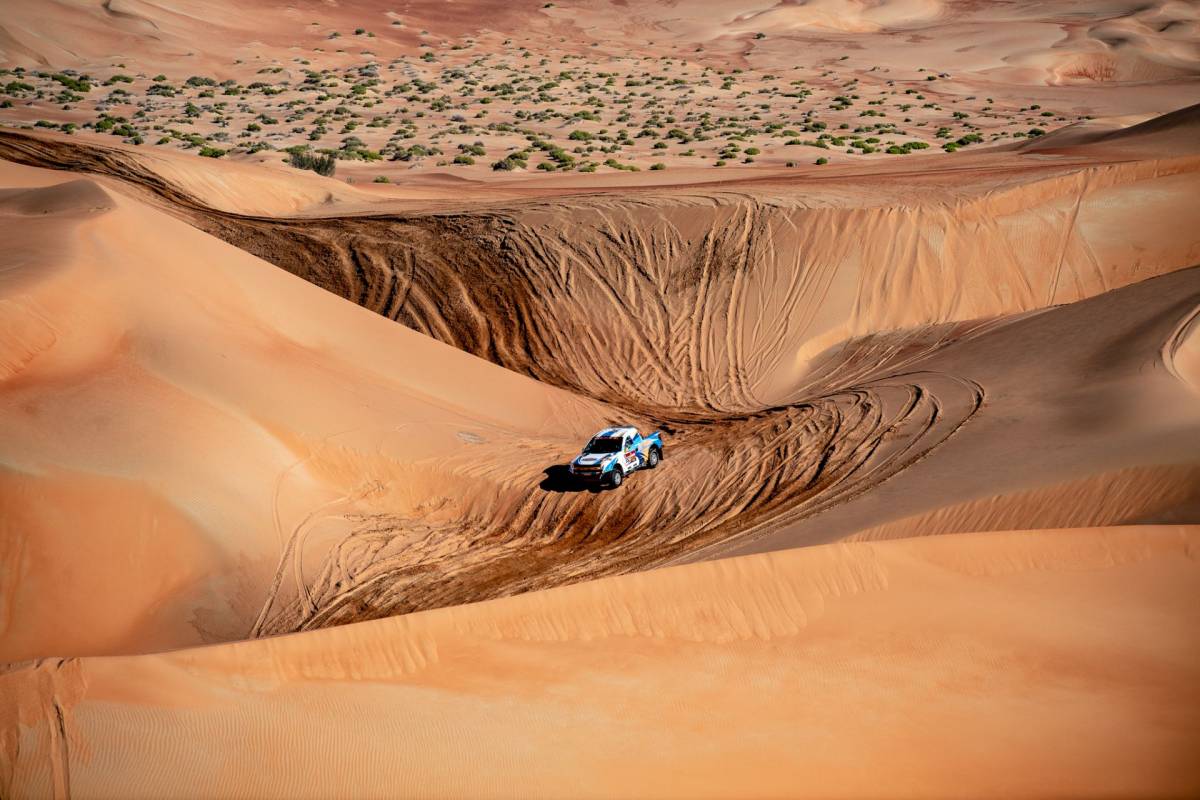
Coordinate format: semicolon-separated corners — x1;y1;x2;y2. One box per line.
569;426;664;488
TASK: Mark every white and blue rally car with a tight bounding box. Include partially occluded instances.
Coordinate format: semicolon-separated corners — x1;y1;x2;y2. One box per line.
569;426;664;488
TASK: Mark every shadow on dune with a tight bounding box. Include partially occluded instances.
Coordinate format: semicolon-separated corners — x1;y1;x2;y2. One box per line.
540;465;601;493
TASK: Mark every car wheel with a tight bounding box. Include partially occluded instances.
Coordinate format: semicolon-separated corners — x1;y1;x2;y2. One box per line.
608;467;623;488
646;448;660;469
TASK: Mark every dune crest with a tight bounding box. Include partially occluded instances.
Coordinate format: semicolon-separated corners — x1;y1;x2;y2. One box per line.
0;178;112;217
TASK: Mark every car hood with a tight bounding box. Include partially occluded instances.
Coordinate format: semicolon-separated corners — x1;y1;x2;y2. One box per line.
573;454;613;467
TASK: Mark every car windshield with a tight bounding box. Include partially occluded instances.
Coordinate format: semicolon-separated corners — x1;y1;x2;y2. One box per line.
585;437;622;454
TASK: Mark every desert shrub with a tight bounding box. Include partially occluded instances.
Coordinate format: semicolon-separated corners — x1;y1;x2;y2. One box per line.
650;162;665;170
185;76;217;87
373;175;389;182
604;158;638;171
198;146;226;158
453;154;475;165
288;148;337;176
51;73;91;92
815;157;828;165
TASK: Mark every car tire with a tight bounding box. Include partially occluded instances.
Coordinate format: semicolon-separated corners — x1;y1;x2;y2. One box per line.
646;448;660;469
608;467;623;488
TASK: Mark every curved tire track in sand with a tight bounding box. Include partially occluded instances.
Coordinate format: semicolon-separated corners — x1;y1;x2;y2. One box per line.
252;372;983;634
20;131;1200;635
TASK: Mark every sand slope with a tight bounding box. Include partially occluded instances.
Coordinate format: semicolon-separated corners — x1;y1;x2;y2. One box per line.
5;107;1200;417
3;525;1198;799
3;105;1200;663
0;159;616;662
1;2;1198;796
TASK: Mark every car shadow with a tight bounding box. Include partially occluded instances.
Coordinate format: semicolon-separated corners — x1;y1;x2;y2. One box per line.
540;465;604;493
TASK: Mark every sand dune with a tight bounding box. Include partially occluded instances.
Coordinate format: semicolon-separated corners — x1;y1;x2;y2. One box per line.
0;159;619;662
5;107;1199;418
2;111;1198;666
3;525;1198;798
2;2;1199;795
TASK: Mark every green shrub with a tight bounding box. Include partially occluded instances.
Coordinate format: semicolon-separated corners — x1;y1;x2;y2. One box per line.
650;162;665;170
288;148;336;176
51;73;90;92
198;146;226;158
815;157;828;165
453;154;475;165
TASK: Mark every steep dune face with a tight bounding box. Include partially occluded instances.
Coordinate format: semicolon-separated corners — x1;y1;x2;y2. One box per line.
0;160;624;661
1166;302;1200;397
2;108;1200;658
3;117;1198;419
4;526;1198;799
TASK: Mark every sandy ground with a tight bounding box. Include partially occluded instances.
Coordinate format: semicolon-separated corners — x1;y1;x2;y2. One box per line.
3;525;1198;798
2;2;1199;797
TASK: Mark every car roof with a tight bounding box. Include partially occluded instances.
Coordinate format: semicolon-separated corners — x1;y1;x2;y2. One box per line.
593;426;637;438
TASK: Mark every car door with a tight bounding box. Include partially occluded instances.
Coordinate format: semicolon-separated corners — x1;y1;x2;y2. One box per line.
622;435;641;471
